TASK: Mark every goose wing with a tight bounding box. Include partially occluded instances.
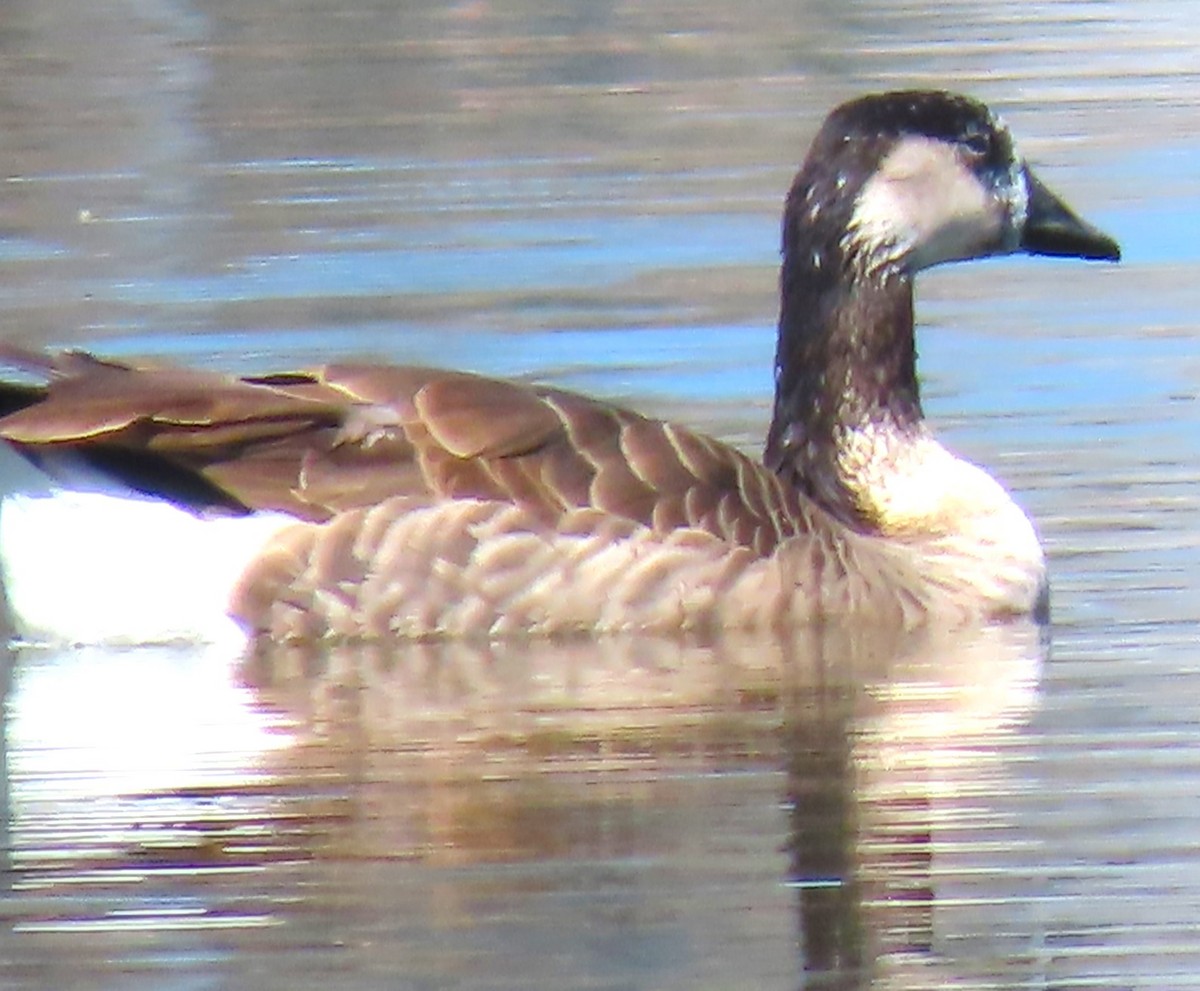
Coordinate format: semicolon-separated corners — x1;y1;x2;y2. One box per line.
0;352;813;555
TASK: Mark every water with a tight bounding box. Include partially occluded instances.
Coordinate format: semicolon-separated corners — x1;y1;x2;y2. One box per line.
1;0;1199;987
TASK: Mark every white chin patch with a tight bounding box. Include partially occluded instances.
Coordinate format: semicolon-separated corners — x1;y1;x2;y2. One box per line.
846;136;1007;271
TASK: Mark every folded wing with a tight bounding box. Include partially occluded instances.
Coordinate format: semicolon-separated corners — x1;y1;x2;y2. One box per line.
0;351;816;556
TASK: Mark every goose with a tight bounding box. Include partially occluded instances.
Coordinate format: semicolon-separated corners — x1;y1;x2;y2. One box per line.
0;90;1119;645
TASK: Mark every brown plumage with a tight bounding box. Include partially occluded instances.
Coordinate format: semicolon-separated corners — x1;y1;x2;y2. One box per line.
0;351;810;544
0;350;858;638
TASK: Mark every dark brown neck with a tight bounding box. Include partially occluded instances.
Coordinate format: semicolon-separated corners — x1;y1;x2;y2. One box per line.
764;223;923;526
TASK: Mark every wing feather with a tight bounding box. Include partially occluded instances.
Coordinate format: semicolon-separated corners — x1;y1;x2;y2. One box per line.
0;352;815;557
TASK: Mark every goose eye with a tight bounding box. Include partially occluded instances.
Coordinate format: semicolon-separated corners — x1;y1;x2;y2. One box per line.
960;131;991;161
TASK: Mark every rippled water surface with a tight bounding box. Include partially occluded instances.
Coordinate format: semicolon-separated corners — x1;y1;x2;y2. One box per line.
1;1;1199;988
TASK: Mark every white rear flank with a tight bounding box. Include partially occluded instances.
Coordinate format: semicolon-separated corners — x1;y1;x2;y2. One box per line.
1;490;293;646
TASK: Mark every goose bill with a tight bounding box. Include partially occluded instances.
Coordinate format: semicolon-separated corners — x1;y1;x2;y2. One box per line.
1020;169;1120;261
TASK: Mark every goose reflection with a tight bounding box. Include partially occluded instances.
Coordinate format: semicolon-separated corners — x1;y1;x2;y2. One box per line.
780;623;1044;987
0;623;1044;987
243;622;1045;985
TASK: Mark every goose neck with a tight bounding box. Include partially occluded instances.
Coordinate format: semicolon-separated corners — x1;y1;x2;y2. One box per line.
766;252;924;528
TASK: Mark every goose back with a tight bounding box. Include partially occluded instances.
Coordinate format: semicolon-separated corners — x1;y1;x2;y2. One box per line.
0;353;816;554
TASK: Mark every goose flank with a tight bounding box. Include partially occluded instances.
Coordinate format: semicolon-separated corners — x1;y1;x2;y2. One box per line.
0;90;1120;643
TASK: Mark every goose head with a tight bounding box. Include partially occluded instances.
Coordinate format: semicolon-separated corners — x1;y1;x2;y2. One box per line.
770;90;1119;536
785;90;1120;279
